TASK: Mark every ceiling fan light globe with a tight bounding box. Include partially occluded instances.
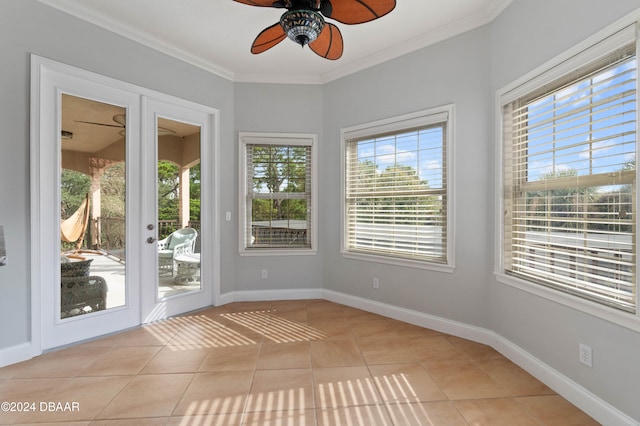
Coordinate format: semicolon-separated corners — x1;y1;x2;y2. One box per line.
280;10;324;47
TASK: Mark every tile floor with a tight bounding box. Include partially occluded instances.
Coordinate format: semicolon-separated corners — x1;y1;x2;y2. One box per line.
0;300;598;425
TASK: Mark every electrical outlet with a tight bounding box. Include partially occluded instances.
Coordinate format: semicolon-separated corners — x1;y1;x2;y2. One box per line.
261;269;268;279
372;277;380;289
579;343;593;367
225;211;231;221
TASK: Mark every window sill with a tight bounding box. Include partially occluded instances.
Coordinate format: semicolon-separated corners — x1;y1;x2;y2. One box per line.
494;272;640;332
240;248;317;257
342;251;455;273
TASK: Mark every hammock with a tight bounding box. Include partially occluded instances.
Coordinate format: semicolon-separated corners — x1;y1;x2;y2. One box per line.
60;193;90;250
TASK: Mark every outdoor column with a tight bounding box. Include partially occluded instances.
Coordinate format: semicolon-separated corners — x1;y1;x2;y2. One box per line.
89;171;102;249
179;166;190;229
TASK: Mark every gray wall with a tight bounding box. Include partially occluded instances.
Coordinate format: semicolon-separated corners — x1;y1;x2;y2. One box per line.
233;83;324;293
0;0;235;348
321;27;494;329
2;0;640;421
489;0;640;420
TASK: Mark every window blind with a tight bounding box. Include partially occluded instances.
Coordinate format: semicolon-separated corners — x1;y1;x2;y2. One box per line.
345;122;447;262
246;144;312;249
503;43;637;312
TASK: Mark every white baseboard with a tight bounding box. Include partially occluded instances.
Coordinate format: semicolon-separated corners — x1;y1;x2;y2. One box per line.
219;288;323;305
0;342;35;368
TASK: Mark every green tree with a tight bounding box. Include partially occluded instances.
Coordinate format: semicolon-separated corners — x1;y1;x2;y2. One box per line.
353;161;438;225
60;169;91;218
101;163;126;218
252;146;308;221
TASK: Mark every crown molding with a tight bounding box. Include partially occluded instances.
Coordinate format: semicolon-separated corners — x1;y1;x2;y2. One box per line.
38;0;512;85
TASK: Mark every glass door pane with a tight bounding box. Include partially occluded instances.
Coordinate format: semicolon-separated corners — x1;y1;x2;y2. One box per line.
156;118;202;299
60;94;127;318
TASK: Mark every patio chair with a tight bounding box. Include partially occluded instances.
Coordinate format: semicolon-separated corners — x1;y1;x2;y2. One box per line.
61;275;108;318
157;228;198;276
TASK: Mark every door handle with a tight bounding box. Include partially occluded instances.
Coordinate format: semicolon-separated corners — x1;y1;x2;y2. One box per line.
147;237;156;244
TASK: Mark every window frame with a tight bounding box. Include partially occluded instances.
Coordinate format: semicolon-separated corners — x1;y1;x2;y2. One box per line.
340;105;455;272
238;132;318;256
495;19;640;330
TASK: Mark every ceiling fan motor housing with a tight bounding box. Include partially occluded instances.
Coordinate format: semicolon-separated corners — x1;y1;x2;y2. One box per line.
280;9;325;46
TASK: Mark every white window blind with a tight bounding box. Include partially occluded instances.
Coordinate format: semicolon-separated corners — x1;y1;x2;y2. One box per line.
502;42;637;313
245;143;312;250
344;112;449;264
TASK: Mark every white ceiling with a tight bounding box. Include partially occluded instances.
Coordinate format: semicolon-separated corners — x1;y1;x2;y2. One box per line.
39;0;512;84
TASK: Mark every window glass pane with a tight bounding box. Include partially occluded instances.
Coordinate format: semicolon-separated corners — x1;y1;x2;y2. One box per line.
245;142;312;250
345;119;448;263
503;44;637;313
60;94;126;318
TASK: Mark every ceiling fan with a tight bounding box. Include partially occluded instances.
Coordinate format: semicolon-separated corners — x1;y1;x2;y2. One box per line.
75;114;176;136
234;0;396;60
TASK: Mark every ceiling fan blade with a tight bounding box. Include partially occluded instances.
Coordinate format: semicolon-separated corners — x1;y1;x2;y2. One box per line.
309;22;343;60
251;23;287;54
112;114;126;126
326;0;396;24
158;127;176;135
233;0;282;7
74;120;123;128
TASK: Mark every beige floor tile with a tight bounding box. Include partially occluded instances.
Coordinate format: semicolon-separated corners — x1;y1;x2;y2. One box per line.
12;346;108;379
406;335;470;362
369;363;446;403
0;377;64;424
306;319;352;340
219;310;272;335
313;366;381;409
385;401;467;426
263;318;314;344
169;316;262;348
310;339;364;368
455;397;542;425
316;404;392;426
306;303;345;322
423;359;509;400
97;325;176;347
257;342;311;370
173;371;253;416
0;300;598;425
0;360;32;379
447;336;504;360
91;418;169;425
246;369;315;412
475;357;555;397
270;308;309;324
386;320;443;339
349;318;398;339
13;376;131;423
198;344;260;372
96;373;193;419
243;409;316;426
139;345;209;374
167;412;243;425
357;336;417;364
517;395;601;425
77;346;161;376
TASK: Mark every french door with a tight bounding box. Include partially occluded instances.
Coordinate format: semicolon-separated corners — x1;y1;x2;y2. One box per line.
141;98;215;322
31;56;218;351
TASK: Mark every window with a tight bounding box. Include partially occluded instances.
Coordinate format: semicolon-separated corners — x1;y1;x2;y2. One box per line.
342;106;454;270
500;27;637;313
239;132;317;255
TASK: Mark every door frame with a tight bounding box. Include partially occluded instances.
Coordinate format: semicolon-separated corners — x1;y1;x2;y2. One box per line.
30;55;220;354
